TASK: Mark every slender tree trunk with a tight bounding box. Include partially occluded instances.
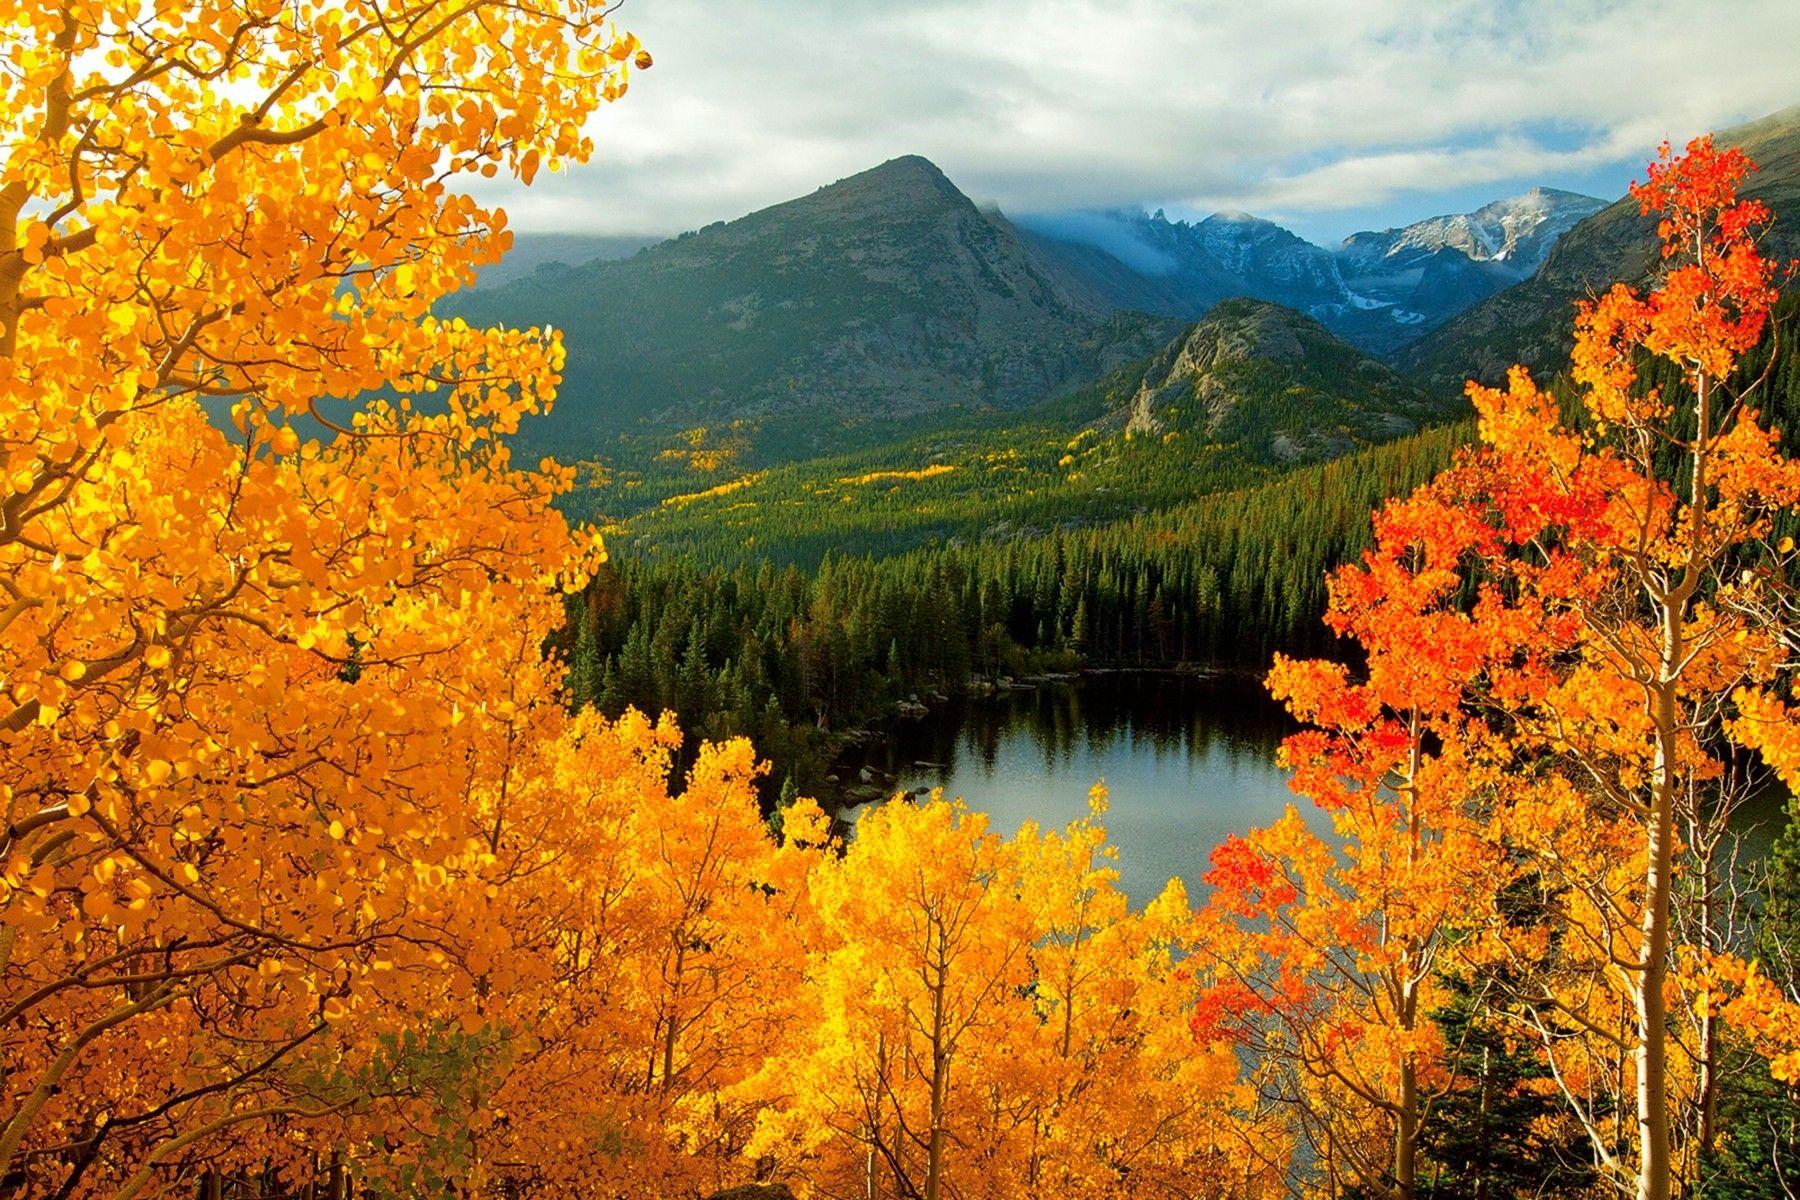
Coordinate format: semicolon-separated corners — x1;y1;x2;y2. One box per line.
1395;1050;1418;1200
1392;719;1423;1200
1626;351;1713;1200
925;939;949;1200
925;1028;948;1200
1696;852;1720;1161
659;935;687;1094
1637;676;1678;1200
1473;1046;1492;1200
866;1033;886;1200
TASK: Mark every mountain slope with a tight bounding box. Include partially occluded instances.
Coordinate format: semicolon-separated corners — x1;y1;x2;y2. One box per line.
1018;208;1346;324
1398;105;1800;391
472;233;658;289
1337;188;1605;320
1340;188;1606;278
449;156;1172;461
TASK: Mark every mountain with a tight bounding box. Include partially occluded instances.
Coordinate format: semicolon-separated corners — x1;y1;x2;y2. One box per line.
1193;212;1352;314
1019;208;1342;321
1339;188;1606;280
1016;210;1241;316
1337;188;1606;319
1109;299;1446;464
448;155;1173;462
1399;105;1800;391
1018;189;1604;356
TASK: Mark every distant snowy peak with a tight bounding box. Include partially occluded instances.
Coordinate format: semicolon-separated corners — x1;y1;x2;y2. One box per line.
1017;186;1608;356
1340;187;1607;275
1194;210;1342;292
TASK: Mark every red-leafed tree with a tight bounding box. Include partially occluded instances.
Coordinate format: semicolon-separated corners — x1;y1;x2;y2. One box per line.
1199;136;1800;1200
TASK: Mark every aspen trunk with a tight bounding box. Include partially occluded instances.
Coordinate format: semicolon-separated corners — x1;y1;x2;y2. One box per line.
1696;852;1720;1160
925;940;949;1200
1392;721;1423;1200
1637;749;1673;1200
925;1031;948;1200
1637;601;1683;1200
1395;1052;1418;1200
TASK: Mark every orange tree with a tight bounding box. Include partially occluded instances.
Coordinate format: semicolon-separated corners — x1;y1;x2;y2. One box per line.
0;0;658;1194
1455;138;1795;1200
1210;136;1800;1200
1191;503;1504;1200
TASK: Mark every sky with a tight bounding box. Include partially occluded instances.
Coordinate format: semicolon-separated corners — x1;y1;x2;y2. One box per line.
470;0;1800;249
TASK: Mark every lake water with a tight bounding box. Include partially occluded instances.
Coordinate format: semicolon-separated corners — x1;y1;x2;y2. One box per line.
843;671;1794;907
844;672;1304;905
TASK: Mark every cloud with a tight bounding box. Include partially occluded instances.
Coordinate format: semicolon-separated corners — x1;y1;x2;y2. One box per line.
1011;211;1181;275
465;0;1800;243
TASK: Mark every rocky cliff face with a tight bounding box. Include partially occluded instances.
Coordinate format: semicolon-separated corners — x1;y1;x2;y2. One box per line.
1109;299;1449;465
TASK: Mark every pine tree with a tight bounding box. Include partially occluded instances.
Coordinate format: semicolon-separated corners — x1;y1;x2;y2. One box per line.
1416;975;1596;1200
1702;793;1800;1199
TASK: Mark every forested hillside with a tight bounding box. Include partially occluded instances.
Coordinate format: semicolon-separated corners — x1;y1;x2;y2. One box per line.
591;300;1460;563
566;423;1470;798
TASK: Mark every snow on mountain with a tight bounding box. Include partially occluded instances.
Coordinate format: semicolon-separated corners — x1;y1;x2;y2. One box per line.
1018;186;1606;356
1339;188;1608;275
1194;211;1345;300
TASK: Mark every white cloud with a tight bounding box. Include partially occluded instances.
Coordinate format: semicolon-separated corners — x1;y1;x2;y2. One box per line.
466;0;1800;242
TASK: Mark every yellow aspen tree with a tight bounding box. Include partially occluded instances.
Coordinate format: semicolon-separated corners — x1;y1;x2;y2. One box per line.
0;0;649;1193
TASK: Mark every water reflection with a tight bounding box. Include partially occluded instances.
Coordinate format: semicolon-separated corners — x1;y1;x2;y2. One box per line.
847;672;1303;906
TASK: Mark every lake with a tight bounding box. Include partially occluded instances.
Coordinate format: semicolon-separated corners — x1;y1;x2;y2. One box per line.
841;671;1794;907
842;671;1304;905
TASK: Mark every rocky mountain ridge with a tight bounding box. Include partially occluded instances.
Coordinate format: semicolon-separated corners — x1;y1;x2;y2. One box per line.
1398;104;1800;390
1018;188;1606;355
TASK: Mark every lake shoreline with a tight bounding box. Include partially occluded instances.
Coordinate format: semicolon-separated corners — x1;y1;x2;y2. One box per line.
820;670;1302;904
821;662;1273;811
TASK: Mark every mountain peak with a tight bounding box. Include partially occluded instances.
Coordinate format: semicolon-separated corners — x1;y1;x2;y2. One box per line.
447;150;1173;458
1202;208;1270;227
1117;297;1442;464
862;153;952;181
814;155;964;207
1338;187;1607;283
1401;100;1800;390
